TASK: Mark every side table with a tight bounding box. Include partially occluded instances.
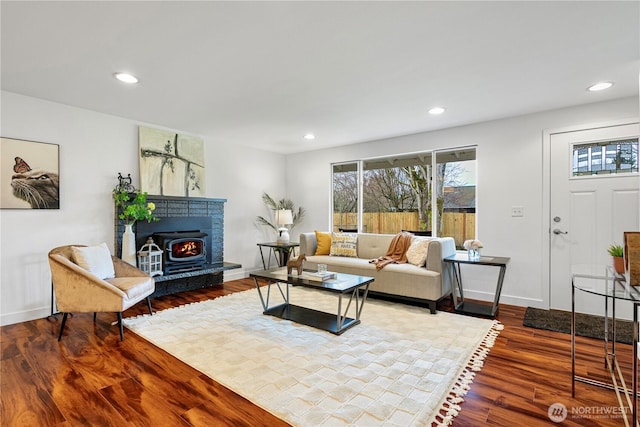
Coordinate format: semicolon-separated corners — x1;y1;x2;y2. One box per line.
257;242;299;269
444;253;510;318
572;269;639;426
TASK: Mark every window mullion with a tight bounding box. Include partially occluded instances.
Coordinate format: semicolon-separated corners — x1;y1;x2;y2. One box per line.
431;154;437;236
358;160;363;233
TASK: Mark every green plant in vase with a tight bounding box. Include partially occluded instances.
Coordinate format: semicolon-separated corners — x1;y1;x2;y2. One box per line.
607;243;625;275
113;189;159;266
113;190;159;225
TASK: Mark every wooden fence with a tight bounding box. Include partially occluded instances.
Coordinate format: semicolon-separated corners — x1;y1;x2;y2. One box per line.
333;211;475;248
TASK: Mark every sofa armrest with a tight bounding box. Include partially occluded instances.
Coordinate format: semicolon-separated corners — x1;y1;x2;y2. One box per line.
299;233;317;257
424;237;457;298
437;237;457;259
424;237;456;271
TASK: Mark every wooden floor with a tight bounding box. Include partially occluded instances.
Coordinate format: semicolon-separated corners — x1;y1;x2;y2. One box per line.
1;278;635;426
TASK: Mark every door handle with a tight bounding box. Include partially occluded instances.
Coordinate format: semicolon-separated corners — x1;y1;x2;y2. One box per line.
553;229;568;235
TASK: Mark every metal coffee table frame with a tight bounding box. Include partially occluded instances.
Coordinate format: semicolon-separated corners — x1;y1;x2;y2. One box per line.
251;268;374;335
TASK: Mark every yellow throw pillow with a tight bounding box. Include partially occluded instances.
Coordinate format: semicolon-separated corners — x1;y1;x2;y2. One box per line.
315;231;332;255
330;232;358;257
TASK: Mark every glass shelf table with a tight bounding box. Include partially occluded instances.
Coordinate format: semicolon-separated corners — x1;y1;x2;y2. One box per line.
571;266;640;427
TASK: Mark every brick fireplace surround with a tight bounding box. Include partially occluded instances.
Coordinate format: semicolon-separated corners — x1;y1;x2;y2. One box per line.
115;195;241;297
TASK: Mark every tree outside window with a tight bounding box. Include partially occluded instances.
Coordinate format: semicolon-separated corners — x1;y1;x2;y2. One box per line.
332;148;476;246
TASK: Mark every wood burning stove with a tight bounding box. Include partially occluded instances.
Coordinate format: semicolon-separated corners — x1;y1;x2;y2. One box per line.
152;231;208;274
121;198;240;298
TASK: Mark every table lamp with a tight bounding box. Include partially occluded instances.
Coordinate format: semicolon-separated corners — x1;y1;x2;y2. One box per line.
275;209;293;244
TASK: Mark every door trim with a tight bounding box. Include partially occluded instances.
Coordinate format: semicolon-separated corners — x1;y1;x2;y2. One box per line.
542;118;640;310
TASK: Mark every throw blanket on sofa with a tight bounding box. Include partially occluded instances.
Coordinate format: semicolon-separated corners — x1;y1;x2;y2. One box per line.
369;231;413;270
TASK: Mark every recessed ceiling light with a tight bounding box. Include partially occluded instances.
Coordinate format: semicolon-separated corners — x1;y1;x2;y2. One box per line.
114;72;139;84
587;82;613;92
304;133;315;140
428;107;446;115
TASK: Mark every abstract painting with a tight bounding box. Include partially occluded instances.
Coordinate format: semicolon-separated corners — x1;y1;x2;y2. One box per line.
1;137;60;209
138;126;206;197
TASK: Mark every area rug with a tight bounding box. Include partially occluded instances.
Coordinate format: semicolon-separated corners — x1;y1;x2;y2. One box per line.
124;287;502;426
523;307;632;345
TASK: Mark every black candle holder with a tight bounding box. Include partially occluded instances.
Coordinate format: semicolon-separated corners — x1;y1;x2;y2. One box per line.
115;172;136;193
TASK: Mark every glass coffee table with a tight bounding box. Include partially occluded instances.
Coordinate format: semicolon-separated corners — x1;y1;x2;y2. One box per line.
250;268;374;335
571;266;640;426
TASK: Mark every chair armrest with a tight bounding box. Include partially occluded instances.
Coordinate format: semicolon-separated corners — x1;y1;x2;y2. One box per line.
112;256;151;278
49;254;128;312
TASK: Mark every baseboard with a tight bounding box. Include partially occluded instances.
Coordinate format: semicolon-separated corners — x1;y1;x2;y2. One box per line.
1;306;52;327
223;269;247;282
2;270;247;327
461;289;545;310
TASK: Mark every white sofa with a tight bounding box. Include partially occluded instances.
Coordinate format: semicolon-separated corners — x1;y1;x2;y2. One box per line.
299;232;457;313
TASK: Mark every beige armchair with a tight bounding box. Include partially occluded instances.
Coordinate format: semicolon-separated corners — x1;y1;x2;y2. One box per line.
48;244;155;341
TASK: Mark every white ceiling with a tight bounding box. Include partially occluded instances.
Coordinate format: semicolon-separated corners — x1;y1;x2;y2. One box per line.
1;1;638;154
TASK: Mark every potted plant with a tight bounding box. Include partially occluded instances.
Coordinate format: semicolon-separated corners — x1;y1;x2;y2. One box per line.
607;243;625;274
255;192;305;236
113;190;159;225
255;192;305;264
113;189;159;265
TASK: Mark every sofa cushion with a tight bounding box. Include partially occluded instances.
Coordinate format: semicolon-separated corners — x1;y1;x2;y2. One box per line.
356;233;394;260
307;255;373;270
330;232;358;257
305;254;442;300
314;230;331;255
71;242;115;280
406;237;430;267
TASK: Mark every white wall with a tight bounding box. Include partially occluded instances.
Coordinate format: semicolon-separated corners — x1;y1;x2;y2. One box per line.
0;91;286;325
2;91;637;325
286;96;639;310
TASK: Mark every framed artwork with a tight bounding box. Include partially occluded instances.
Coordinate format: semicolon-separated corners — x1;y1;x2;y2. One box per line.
138;126;206;197
1;137;60;209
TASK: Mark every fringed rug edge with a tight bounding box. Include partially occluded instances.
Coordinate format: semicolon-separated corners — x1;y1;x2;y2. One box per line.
430;320;504;426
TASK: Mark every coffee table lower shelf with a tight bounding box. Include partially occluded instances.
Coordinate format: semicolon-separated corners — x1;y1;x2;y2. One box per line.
264;303;359;335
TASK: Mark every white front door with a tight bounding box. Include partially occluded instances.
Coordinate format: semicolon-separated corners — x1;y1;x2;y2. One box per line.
549;122;639;317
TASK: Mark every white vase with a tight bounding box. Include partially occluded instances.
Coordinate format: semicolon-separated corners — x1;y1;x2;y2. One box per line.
121;223;137;266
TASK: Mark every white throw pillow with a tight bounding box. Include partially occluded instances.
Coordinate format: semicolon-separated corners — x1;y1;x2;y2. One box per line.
71;242;115;280
406;237;430;267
